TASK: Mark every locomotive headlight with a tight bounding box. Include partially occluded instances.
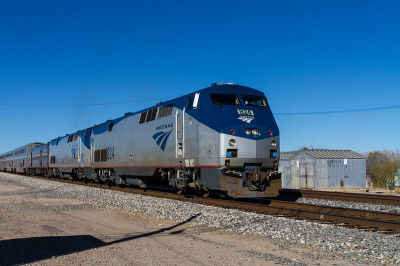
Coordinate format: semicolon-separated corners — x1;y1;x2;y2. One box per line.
270;140;277;147
252;129;259;136
229;139;236;146
245;129;251;135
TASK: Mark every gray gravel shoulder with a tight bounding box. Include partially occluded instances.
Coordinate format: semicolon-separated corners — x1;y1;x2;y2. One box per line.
1;173;399;265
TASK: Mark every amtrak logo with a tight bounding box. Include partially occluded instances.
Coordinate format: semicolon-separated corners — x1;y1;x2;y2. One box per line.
237;109;254;116
152;130;173;151
237;109;255;123
238;116;254;123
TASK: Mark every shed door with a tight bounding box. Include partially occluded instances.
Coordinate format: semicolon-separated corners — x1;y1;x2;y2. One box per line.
299;163;307;188
300;162;315;189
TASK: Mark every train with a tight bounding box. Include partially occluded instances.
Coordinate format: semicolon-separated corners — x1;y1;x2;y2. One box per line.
0;83;280;197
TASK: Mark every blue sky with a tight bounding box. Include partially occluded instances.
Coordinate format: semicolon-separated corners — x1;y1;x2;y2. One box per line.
0;0;399;153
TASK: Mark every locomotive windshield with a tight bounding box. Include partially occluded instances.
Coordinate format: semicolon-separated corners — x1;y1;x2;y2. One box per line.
242;95;268;107
210;93;240;105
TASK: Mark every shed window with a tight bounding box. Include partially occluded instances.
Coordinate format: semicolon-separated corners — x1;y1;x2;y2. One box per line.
210;93;240;105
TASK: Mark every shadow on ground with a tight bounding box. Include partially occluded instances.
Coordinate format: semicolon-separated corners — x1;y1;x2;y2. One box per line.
0;213;200;265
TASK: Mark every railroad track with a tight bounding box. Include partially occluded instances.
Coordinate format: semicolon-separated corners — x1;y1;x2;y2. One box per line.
280;188;400;206
6;173;400;233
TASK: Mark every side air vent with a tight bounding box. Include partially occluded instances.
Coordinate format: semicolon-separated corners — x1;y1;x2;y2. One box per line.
95;150;101;162
101;149;107;162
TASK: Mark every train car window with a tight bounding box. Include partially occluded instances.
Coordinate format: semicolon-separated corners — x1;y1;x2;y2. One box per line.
73;134;78;140
157;104;174;119
14;149;25;155
139;112;147;124
210;93;240;105
146;108;157;122
150;108;158;121
186;97;194;110
145;110;151;122
56;138;60;145
108;122;114;132
242;95;268;107
165;105;173;116
159;107;165;117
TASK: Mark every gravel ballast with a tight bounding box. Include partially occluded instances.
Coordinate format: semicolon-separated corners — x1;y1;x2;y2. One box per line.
1;173;400;265
296;197;400;214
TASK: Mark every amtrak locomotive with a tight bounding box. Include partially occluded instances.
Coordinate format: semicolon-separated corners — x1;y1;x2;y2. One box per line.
0;83;280;197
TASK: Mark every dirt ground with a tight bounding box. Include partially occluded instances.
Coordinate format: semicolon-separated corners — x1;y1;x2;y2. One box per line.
0;178;357;265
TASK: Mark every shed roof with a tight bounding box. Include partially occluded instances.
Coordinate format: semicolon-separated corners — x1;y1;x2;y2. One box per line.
302;150;365;159
280;152;296;160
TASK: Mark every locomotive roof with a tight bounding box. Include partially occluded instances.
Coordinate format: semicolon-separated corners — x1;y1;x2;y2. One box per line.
49;83;268;143
164;84;264;103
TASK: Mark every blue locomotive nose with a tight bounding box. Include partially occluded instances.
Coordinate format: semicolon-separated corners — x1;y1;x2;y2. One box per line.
219;108;279;139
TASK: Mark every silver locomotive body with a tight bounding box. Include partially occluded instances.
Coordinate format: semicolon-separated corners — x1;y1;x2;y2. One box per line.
1;84;280;198
50;84;279;197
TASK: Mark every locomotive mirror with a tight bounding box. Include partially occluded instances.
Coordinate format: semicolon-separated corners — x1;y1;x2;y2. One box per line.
193;93;200;109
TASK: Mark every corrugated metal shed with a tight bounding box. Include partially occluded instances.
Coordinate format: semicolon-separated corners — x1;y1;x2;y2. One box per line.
279;149;366;190
302;150;365;159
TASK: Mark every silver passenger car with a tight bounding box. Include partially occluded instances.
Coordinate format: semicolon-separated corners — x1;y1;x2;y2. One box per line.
0;143;43;174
